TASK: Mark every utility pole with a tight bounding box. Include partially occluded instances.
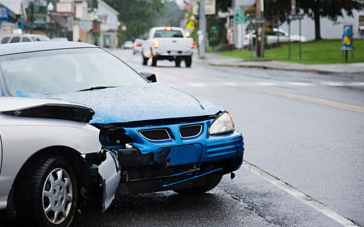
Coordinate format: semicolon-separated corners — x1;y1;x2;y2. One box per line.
199;0;206;58
256;0;262;57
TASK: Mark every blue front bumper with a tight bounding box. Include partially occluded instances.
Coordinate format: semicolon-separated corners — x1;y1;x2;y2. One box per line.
117;119;244;171
102;118;244;194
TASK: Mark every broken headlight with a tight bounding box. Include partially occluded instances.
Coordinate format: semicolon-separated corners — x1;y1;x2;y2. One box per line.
209;112;235;135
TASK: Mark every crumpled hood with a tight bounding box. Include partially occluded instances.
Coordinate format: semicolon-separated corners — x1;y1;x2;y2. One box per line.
56;84;222;124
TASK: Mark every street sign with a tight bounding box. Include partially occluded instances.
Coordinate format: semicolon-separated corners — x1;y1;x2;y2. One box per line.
56;2;73;15
235;8;244;24
289;14;303;20
252;18;265;24
0;6;9;21
193;0;216;15
291;0;296;15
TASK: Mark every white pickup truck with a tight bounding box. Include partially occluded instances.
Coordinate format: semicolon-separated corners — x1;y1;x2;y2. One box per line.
141;27;194;67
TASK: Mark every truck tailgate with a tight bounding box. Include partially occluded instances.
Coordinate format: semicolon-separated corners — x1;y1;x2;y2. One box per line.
156;38;192;51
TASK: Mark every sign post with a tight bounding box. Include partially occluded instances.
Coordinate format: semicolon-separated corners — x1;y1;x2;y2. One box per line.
341;25;353;63
235;7;245;49
288;13;303;60
199;0;206;58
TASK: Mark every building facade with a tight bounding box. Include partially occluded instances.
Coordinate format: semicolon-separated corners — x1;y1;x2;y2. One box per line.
0;0;119;47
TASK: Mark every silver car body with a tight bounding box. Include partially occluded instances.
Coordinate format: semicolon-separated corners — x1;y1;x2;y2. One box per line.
0;97;120;211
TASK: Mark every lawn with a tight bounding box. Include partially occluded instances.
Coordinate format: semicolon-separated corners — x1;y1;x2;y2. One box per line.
218;39;364;64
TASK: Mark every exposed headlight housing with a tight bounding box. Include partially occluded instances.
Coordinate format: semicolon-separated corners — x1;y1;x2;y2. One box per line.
209;112;235;135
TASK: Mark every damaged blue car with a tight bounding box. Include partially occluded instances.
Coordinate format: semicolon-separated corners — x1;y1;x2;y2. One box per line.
0;42;244;203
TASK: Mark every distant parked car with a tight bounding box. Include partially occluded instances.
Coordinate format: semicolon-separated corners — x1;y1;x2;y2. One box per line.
243;28;307;47
0;34;50;44
123;40;133;49
133;38;144;55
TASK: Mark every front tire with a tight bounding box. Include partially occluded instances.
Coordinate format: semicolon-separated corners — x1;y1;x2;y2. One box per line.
185;56;192;68
142;55;148;65
174;174;222;194
175;58;181;67
15;156;78;227
151;56;157;67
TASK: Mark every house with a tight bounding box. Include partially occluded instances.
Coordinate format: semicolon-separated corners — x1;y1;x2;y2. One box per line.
96;0;119;48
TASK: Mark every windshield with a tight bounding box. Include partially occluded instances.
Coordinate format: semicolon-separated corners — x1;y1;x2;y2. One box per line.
0;48;147;96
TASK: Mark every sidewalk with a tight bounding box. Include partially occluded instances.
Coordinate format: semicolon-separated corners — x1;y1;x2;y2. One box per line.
206;53;364;75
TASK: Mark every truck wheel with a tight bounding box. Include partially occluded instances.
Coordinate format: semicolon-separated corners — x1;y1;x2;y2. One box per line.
185;56;192;68
152;57;157;67
173;174;222;194
142;55;148;65
175;59;181;67
15;156;78;227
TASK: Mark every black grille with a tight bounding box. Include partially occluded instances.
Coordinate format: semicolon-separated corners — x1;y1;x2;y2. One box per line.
140;129;170;141
180;124;202;138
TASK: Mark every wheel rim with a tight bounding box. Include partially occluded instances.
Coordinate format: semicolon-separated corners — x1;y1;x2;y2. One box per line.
42;168;73;224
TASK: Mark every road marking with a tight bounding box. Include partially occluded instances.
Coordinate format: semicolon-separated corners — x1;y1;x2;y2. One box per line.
179;81;364;88
188;83;207;87
223;82;238;86
347;82;364;87
254;82;277;86
243;161;360;227
240;86;364;114
285;81;312;86
320;81;346;86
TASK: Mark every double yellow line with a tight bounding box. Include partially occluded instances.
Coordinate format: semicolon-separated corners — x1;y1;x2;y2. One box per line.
240;86;364;114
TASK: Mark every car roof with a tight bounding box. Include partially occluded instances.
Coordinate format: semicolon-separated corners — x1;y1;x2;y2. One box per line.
2;33;47;37
0;41;96;56
151;27;183;31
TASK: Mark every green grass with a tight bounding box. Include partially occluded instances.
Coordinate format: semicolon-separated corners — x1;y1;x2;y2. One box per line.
218;39;364;64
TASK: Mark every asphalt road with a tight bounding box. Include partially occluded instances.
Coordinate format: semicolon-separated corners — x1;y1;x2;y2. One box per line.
76;49;363;227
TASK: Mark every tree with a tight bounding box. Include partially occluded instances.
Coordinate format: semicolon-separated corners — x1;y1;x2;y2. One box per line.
205;0;232;45
264;0;364;40
156;1;185;27
297;0;364;40
104;0;165;41
216;0;231;12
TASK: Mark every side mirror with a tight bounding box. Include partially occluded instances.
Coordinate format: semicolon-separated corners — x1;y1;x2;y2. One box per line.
140;72;157;83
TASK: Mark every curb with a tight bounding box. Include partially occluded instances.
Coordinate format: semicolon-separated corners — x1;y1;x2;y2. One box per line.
208;62;335;74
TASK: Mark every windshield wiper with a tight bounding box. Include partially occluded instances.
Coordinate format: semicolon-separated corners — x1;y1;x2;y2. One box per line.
77;86;116;92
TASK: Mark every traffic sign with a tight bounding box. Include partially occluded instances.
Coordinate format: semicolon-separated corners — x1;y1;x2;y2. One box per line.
235;8;244;24
289;14;304;20
252;18;265;24
0;6;9;21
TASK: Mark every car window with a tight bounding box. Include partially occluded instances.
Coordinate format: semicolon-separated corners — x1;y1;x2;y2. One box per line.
0;48;147;96
22;37;31;42
1;36;10;44
278;32;286;36
154;30;183;38
36;35;51;41
10;36;21;43
31;37;41;41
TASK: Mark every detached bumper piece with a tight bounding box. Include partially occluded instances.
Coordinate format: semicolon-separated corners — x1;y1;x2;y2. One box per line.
93;152;121;211
116;156;237;195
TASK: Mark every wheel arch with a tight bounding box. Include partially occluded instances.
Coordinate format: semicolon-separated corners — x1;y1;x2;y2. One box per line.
9;146;92;211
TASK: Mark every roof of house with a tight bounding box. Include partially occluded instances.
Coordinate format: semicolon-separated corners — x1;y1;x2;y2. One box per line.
98;0;119;16
0;0;23;14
